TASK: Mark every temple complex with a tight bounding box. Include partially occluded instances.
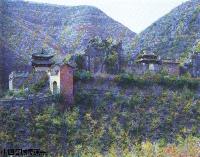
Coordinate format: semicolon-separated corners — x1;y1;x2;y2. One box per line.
8;49;74;105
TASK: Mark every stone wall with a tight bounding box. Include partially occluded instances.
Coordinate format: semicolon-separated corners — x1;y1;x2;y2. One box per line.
192;53;200;77
0;2;5;94
75;76;200;98
0;95;54;107
0;45;4;96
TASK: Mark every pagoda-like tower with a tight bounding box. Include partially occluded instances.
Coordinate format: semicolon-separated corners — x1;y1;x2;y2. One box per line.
136;52;161;72
32;49;55;72
136;52;160;64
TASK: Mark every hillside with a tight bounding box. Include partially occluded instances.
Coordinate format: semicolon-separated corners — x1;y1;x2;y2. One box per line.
1;75;200;155
133;0;200;60
0;0;136;88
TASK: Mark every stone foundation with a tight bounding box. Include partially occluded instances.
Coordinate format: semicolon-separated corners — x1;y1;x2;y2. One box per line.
0;95;54;107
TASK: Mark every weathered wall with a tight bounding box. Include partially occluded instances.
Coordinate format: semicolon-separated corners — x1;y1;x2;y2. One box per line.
60;65;74;105
0;43;4;96
162;63;180;76
0;95;54;107
0;1;4;95
192;53;200;77
75;76;200;98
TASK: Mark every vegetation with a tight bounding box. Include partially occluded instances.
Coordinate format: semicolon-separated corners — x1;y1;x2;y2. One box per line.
195;41;200;53
104;50;119;74
114;72;200;90
87;37;122;74
133;0;200;59
1;1;200;156
29;75;48;94
74;54;86;70
1;0;135;85
2;88;27;98
74;70;93;81
0;85;199;156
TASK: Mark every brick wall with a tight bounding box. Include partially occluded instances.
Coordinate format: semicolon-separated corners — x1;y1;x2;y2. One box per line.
60;65;74;105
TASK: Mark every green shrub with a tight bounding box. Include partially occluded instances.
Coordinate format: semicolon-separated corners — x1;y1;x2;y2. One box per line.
15;88;26;97
30;76;48;93
75;54;85;70
115;73;199;90
30;78;46;93
104;51;118;74
74;70;93;81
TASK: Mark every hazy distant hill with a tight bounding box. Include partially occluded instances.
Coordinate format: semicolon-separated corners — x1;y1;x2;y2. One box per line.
133;0;200;60
0;0;136;87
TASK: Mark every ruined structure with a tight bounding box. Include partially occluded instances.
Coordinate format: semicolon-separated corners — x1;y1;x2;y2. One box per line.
161;59;180;76
8;49;74;105
0;44;4;95
85;44;105;73
50;63;74;104
0;0;5;95
84;40;123;74
191;52;200;78
9;71;29;91
131;51;181;76
82;45;181;76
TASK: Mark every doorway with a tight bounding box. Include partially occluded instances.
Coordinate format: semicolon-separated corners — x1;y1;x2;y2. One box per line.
53;81;58;94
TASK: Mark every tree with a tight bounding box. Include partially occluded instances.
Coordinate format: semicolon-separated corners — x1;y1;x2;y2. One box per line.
194;41;200;53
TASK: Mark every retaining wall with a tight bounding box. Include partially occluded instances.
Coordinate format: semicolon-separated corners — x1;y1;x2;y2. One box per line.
0;95;54;107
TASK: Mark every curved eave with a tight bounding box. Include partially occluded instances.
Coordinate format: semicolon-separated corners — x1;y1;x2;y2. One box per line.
32;55;54;59
136;59;160;64
32;63;53;67
32;60;54;67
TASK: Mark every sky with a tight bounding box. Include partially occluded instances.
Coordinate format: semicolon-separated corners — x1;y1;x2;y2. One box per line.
24;0;189;33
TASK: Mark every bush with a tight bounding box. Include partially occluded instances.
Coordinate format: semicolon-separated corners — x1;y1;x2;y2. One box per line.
74;70;93;81
3;88;27;98
115;73;199;90
30;78;47;93
74;54;85;70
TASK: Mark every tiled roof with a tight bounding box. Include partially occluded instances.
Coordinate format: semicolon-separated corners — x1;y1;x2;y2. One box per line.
32;60;54;66
32;49;55;58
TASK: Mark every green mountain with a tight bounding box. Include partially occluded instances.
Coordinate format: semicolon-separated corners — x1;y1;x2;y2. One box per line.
0;0;136;88
133;0;200;61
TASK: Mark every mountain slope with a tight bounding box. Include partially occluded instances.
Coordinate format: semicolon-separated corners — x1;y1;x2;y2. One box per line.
133;0;200;60
1;1;136;57
0;0;136;88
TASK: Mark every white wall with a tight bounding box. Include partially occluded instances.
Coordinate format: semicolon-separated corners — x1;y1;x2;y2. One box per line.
49;67;60;94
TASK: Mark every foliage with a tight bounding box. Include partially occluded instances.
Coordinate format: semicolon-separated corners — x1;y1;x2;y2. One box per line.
104;50;118;74
74;70;93;81
87;36;122;74
115;72;199;90
1;85;199;156
3;88;27;98
29;76;48;93
74;54;85;70
133;0;200;59
1;1;135;83
195;41;200;53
